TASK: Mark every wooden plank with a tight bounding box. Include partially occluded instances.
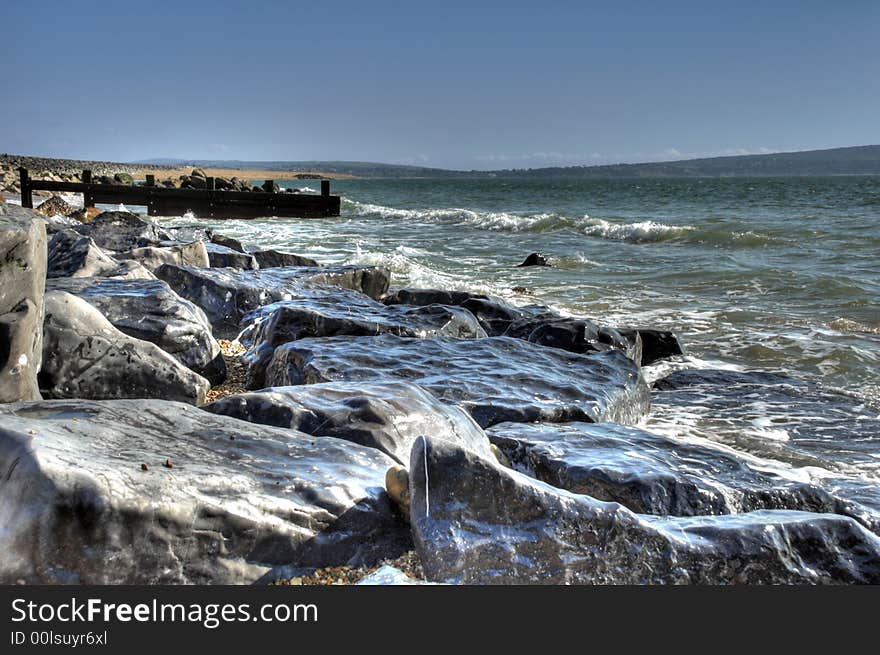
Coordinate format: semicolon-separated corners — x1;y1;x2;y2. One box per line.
18;167;32;208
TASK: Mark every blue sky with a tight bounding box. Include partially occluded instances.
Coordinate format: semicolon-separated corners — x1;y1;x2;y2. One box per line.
2;1;878;169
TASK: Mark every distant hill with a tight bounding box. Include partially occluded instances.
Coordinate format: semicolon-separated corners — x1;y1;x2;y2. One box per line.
140;145;880;179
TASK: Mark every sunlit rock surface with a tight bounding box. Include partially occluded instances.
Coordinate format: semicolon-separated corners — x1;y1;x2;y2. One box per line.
72;211;171;251
40;291;210;404
47;230;155;280
204;380;494;464
116;240;210;271
487;421;880;534
155;264;391;337
240;288;485;388
0;203;46;402
0;399;408;584
409;437;880;584
264;334;650;428
46;277;226;385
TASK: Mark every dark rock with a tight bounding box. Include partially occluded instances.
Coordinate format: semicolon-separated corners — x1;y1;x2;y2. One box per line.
115;240;210;271
207;231;246;253
47;230;155;280
181;175;207;189
409;436;880;584
73;211;171;252
503;311;640;362
204;380;494;465
39;291;210;404
486;421;880;534
252;249;319;268
155;264;391;338
191;167;207;178
214;177;233;190
0;398;408;583
0;204;46;402
46;277;226;385
261;180;281;193
618;328;684;365
383;288;491;307
264;334;650;428
517;252;551;267
113;172;134;185
206;242;259;269
240;287;486;388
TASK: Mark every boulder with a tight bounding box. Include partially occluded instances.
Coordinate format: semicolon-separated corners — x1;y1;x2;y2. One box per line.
239;287;486;388
409;436;880;584
155;264;392;338
39;291;210;404
206;242;259;269
116;240;210;271
47;230;155;279
113;172;134;185
517;252;551;267
0;204;46;402
487;421;880;534
0;399;408;584
67;206;101;223
34;196;74;217
252;249;319;268
191;167;207;178
203;380;494;464
46;277;226;385
181;175;207;189
207;231;246;252
264;335;650;428
618;328;684;365
503;311;641;362
73;211;171;251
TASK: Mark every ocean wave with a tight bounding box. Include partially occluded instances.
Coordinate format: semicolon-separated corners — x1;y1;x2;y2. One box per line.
581;217;694;243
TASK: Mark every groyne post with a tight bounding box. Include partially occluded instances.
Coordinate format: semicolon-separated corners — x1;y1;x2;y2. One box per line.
18;167;32;208
82;169;94;207
146;174;155;186
321;180;330;196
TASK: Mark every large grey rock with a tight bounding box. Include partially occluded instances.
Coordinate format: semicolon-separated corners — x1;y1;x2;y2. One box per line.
206;242;259;269
72;211;171;251
47;230;155;280
207;231;246;252
46;277;225;385
155;264;392;338
0;399;408;584
409;436;880;584
265;335;650;428
0;204;46;402
252;249;319;268
240;288;486;388
115;240;210;271
40;291;210;404
487;421;880;534
203;380;494;465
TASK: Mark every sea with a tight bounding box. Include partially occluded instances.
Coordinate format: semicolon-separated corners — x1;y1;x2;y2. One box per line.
52;175;880;510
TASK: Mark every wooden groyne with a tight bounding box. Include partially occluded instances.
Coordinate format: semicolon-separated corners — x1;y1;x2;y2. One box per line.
17;167;341;219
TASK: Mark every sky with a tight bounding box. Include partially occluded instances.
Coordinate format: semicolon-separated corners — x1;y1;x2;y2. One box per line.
2;0;878;170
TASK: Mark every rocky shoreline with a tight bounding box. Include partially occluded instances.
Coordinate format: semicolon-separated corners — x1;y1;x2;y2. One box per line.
1;195;879;585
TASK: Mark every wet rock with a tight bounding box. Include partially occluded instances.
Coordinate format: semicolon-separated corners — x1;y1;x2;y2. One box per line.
73;211;171;251
0;204;46;402
155;264;391;338
264;335;650;428
203;380;494;464
383;288;492;307
47;230;155;280
39;291;210;404
517;252;551;267
409;436;880;584
0;398;408;584
34;196;74;217
115;240;210;271
503;311;641;362
618;328;684;365
46;277;226;385
206;242;259;269
239;288;486;388
207;231;246;252
252;249;320;268
486;421;880;534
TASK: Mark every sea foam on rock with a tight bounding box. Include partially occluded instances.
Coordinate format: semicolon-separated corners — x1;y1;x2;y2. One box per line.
155;264;391;337
203;380;494;464
39;291;210;404
0;399;408;584
264;334;650;428
0;203;46;402
486;421;880;534
240;287;486;388
46;277;226;385
409;436;880;584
